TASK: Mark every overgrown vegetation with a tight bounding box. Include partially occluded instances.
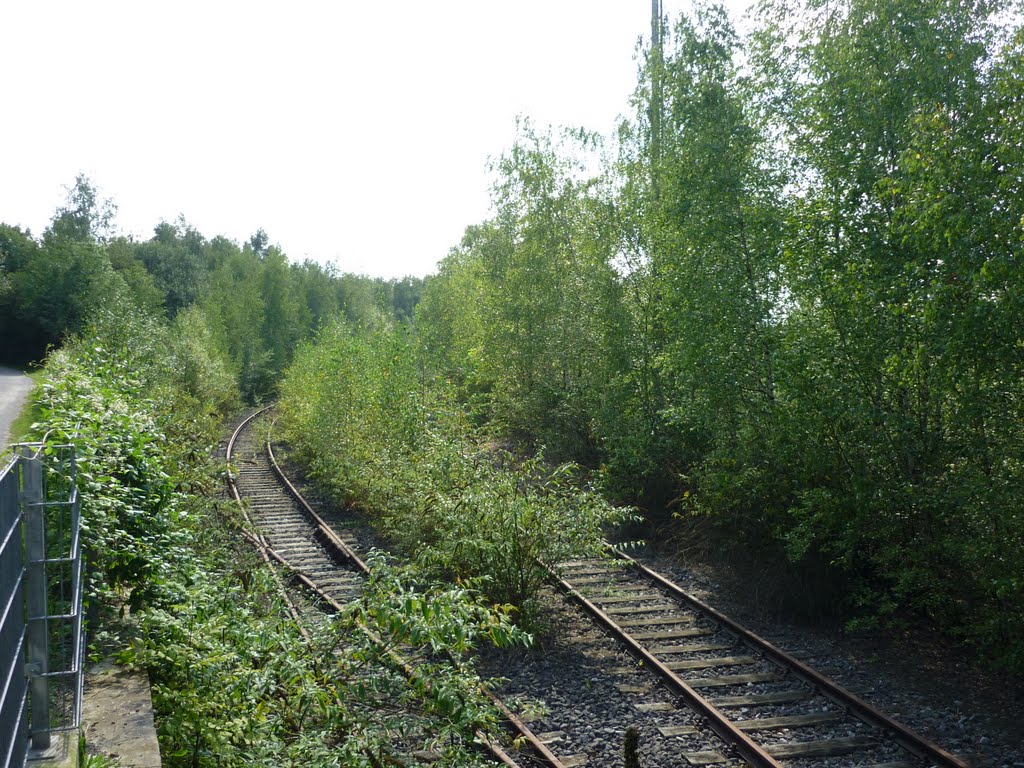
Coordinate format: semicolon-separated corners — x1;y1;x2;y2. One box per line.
409;0;1024;668
26;305;526;766
15;290;539;763
4;6;1021;750
279;321;629;623
141;550;525;766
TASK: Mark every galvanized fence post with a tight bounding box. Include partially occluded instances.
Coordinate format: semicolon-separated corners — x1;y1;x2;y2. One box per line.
20;446;49;753
0;453;29;768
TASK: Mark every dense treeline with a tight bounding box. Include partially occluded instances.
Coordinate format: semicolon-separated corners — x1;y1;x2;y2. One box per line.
411;0;1024;668
0;177;423;401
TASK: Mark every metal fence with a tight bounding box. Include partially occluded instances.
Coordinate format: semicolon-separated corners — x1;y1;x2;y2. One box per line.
0;444;82;768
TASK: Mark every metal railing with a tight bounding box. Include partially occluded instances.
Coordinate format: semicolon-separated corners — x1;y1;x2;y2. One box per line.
0;444;82;768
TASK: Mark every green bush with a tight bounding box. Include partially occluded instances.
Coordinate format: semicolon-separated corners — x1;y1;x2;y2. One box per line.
279;320;630;620
32;302;232;613
141;548;525;767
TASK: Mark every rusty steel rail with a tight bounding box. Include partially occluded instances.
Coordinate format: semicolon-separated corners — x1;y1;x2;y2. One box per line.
227;408;321;646
608;546;969;768
228;409;564;768
547;543;968;768
548;569;787;768
265;440;370;573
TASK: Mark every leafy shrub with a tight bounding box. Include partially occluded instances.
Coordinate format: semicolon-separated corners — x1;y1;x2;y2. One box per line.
32;303;233;613
140;543;526;767
279;320;630;621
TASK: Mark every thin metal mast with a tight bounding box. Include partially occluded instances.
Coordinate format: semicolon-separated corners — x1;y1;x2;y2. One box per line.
650;0;664;195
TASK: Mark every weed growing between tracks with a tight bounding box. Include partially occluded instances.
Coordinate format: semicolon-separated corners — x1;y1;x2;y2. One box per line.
30;306;525;766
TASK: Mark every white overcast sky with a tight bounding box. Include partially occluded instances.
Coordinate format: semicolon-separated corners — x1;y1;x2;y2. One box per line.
1;0;748;278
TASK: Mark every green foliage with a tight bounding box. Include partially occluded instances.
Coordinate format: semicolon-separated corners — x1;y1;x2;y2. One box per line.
377;275;425;323
410;0;1024;669
407;442;629;614
48;174;118;243
419;122;629;462
142;550;525;767
653;0;1016;670
33;303;229;612
0;225;40;362
170;306;241;415
1;176;422;384
737;0;1022;664
27;296;523;766
105;237;166;315
0;180;150;363
279;320;630;620
134;220;207;316
14;232;124;353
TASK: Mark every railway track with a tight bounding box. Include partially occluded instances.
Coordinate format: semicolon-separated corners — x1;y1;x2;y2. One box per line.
227;409;970;768
548;553;969;768
228;408;367;607
226;409;562;768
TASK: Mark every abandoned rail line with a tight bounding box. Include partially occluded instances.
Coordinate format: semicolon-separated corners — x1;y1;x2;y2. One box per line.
227;408;558;767
227;408;970;768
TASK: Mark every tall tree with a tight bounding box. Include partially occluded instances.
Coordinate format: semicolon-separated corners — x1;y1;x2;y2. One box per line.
421;123;626;459
135;220;207;316
11;178;125;358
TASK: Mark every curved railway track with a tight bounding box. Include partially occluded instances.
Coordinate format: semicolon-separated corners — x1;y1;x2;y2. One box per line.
228;408;367;607
227;408;970;768
226;409;562;768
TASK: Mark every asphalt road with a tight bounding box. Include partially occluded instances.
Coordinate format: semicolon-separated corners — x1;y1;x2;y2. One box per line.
0;366;34;451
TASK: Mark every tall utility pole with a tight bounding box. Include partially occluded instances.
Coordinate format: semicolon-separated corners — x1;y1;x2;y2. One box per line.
649;0;664;197
643;0;667;447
